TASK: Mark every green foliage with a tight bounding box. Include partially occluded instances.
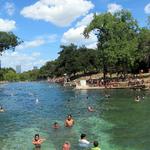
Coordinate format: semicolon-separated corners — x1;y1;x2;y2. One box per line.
0;68;16;81
38;44;99;79
0;32;22;54
84;10;139;78
1;11;150;81
56;44;80;76
4;70;19;82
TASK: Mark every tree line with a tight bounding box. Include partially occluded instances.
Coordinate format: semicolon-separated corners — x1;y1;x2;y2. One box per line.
0;10;150;81
39;10;150;80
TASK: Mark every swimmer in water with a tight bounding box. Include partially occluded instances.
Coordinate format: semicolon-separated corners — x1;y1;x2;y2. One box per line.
52;122;60;129
105;94;110;98
62;141;71;150
36;98;39;104
0;106;4;112
135;96;140;102
32;134;45;150
65;114;74;127
88;106;94;112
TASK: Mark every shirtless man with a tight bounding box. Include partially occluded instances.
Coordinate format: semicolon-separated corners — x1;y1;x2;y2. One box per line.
32;134;45;150
65;114;74;127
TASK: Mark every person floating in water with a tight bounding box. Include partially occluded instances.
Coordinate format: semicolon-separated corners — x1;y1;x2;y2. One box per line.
62;141;71;150
91;141;101;150
36;98;39;104
88;106;94;112
52;122;60;129
65;114;74;127
135;95;140;102
32;134;45;150
0;106;5;112
79;133;90;148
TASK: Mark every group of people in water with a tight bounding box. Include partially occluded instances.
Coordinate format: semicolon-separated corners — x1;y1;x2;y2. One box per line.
32;114;101;150
0;91;145;150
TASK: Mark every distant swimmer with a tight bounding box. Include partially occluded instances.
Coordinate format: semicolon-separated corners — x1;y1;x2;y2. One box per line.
91;141;101;150
88;106;94;112
0;106;4;112
29;92;33;96
32;134;46;150
65;114;74;127
135;96;140;102
36;98;39;104
62;141;71;150
105;94;110;98
52;122;60;129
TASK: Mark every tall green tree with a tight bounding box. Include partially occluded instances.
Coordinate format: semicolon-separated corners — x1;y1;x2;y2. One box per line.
137;28;150;69
77;46;99;73
84;10;139;80
56;44;80;76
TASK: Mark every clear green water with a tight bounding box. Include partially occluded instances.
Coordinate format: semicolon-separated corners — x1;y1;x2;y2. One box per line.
0;82;150;150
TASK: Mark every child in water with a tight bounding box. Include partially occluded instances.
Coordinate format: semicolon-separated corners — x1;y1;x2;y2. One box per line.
52;122;60;129
91;141;101;150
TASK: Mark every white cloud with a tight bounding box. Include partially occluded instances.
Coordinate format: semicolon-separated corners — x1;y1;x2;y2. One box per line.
76;13;94;27
16;34;57;50
144;3;150;14
107;3;123;14
1;51;47;71
16;38;45;50
0;18;16;31
20;0;94;27
61;13;97;48
5;2;15;16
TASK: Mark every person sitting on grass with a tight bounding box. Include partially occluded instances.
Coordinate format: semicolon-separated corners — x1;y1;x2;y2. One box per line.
65;114;74;127
32;134;45;150
91;141;101;150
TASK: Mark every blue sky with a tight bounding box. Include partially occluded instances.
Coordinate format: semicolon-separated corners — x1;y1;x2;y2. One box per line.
0;0;150;71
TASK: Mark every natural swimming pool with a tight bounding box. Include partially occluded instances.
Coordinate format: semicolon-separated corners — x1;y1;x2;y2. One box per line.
0;82;150;150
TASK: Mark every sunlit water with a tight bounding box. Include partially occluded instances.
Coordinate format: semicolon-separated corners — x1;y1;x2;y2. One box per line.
0;82;150;150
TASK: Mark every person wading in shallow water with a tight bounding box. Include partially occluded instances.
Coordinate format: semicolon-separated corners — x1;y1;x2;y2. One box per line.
32;134;45;150
62;141;71;150
79;133;90;148
65;114;74;127
52;122;60;129
91;141;101;150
